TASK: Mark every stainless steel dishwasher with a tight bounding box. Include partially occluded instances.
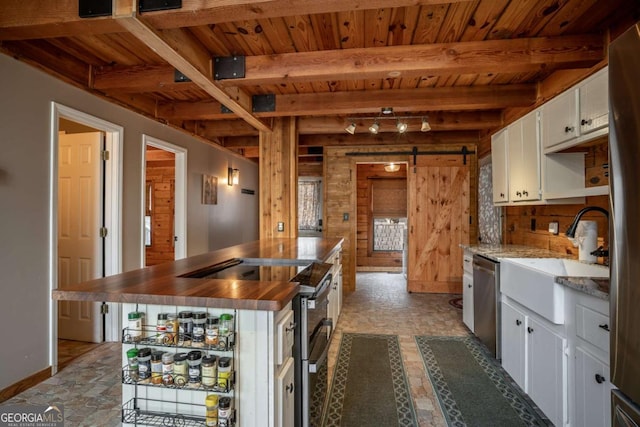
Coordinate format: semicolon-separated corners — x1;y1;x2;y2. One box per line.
472;254;501;359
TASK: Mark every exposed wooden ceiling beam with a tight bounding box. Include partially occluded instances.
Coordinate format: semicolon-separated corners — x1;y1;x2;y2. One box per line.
0;0;473;40
158;84;535;120
112;1;271;132
189;111;502;138
220;35;604;86
90;34;602;93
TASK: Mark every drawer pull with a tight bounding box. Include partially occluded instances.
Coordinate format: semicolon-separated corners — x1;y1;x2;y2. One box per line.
516;319;522;326
598;323;610;332
595;374;606;384
527;326;534;334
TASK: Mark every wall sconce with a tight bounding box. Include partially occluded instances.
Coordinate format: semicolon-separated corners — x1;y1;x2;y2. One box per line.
228;167;239;186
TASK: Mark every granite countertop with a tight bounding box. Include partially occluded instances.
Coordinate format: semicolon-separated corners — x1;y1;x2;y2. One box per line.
462;244;609;299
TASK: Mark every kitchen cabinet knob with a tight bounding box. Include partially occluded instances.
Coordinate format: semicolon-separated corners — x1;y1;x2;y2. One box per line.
500;193;505;198
516;319;522;326
581;118;593;126
516;191;522;197
599;323;610;332
468;284;472;288
527;326;534;334
595;374;606;384
286;322;297;333
522;190;528;196
286;382;294;393
564;126;575;133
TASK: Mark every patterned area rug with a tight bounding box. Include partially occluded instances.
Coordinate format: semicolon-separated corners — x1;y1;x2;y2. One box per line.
415;336;551;427
323;333;417;427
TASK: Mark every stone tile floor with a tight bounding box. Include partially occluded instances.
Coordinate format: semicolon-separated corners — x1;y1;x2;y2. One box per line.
2;272;468;426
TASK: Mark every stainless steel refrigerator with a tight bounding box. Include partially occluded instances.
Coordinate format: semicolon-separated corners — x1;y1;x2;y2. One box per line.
609;22;640;426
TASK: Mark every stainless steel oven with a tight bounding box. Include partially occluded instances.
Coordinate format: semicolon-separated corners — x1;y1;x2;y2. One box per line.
291;263;333;427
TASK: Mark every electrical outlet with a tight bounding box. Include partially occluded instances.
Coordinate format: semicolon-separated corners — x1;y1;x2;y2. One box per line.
277;222;284;232
343;213;349;221
549;221;559;235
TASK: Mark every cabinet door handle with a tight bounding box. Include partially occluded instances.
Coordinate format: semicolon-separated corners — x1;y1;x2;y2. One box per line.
468;284;472;288
522;190;528;196
527;326;534;334
564;125;575;133
516;319;522;326
500;192;505;198
286;382;294;393
286;322;297;333
516;191;522;197
595;374;606;384
581;118;593;126
598;323;610;332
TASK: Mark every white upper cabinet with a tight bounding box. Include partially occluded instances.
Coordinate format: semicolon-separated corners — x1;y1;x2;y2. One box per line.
542;67;608;153
508;110;541;202
578;67;609;135
542;88;579;150
491;128;509;204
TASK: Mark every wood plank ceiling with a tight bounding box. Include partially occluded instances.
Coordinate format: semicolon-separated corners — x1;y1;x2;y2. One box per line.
1;0;639;166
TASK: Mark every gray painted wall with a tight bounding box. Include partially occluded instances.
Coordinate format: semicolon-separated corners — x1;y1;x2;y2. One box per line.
0;54;259;390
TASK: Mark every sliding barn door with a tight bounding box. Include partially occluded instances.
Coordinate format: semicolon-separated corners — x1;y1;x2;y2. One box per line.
407;155;470;293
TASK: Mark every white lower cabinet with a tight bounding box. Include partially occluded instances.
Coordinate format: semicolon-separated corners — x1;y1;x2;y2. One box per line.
462;272;474;332
526;317;568;427
275;357;295;427
500;298;568;427
501;300;526;390
575;346;613;427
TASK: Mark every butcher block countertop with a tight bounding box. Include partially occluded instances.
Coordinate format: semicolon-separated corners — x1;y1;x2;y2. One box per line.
52;237;343;311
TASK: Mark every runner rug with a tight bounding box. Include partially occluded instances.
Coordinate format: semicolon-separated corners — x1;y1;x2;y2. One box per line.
415;335;550;427
323;333;417;427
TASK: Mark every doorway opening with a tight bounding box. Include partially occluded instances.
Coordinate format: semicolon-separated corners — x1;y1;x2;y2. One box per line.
356;163;408;274
50;103;123;375
141;135;187;265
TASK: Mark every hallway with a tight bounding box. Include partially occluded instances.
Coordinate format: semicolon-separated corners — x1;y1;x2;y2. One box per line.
3;272;467;426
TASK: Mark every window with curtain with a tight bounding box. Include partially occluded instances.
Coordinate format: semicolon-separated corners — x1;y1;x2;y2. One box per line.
298;180;322;231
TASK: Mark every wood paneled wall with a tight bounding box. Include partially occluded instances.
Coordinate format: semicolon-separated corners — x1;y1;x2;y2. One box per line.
325;143;478;293
260;117;298;238
145;148;176;266
356;164;407;270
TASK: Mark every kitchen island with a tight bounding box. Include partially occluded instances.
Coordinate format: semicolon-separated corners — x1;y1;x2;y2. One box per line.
52;237;343;427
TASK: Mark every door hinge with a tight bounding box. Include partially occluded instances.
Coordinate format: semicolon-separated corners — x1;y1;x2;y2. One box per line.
100;303;109;315
100;227;108;238
101;150;110;161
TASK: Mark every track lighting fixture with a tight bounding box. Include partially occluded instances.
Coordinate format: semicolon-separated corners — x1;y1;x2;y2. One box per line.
345;108;432;134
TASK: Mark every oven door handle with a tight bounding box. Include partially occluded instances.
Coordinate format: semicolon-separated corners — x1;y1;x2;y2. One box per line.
306;274;333;309
308;319;333;374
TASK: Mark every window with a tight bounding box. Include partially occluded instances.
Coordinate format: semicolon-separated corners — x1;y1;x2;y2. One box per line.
298;179;322;231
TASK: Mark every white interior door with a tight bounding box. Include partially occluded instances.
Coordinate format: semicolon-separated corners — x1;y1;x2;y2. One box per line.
57;131;104;342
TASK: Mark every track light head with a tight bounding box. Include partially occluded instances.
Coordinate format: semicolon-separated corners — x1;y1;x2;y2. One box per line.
369;121;380;134
421;117;431;132
345;122;356;134
396;121;408;134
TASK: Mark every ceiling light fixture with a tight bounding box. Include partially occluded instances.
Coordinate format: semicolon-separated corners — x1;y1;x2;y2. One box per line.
421;117;431;132
345;122;356;134
384;162;400;172
345;108;432;135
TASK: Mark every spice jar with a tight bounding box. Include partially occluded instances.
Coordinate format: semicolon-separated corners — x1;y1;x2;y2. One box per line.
166;314;179;345
218;396;232;427
187;350;203;386
173;353;188;387
219;313;234;349
156;313;168;344
205;317;219;348
217;357;232;391
126;348;139;382
201;355;217;388
178;311;193;345
205;394;219;427
128;311;143;342
137;347;152;383
192;311;207;346
151;351;164;385
162;352;174;385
